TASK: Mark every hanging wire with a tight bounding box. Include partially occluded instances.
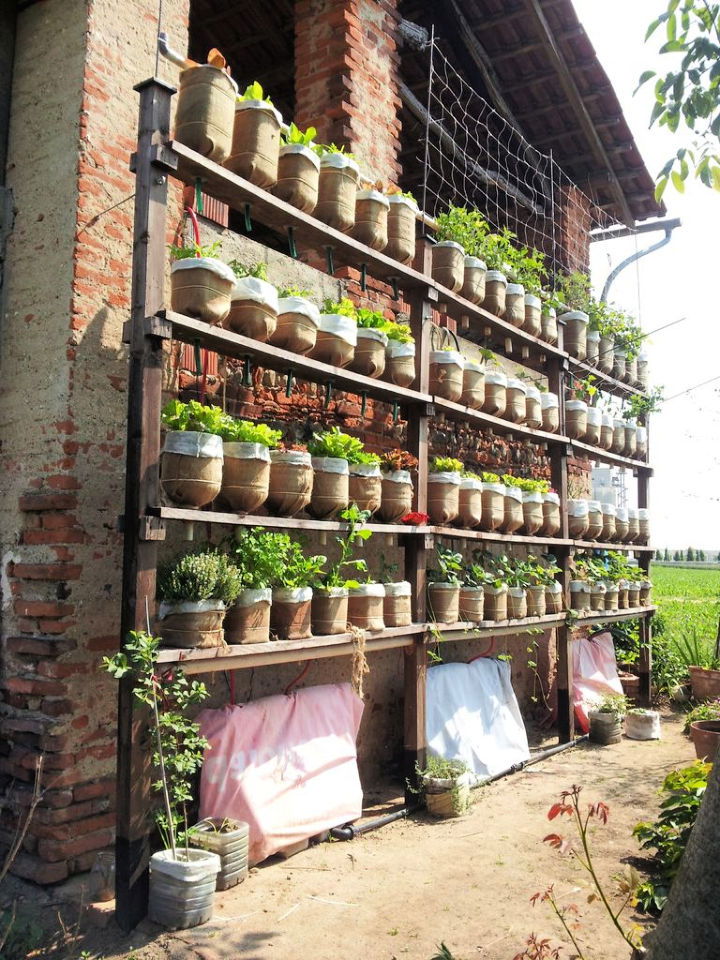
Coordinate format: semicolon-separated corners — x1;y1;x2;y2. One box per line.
155;0;164;77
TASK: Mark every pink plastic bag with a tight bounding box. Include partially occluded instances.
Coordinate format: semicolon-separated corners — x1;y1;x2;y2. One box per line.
198;683;364;864
573;631;624;732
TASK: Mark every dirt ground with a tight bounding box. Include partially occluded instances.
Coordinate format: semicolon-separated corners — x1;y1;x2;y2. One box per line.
13;709;697;960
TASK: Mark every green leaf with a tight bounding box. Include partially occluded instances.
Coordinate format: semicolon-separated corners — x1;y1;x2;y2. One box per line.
636;69;657;92
655;176;669;202
671;169;686;192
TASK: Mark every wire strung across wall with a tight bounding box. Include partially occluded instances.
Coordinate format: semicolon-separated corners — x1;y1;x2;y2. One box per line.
409;36;621;282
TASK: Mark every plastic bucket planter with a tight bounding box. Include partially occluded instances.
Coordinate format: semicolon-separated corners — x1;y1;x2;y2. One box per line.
508;587;527;619
588;710;623;745
600;413;614;451
311;314;357;368
224;588;271;644
688;666;720;701
459;585;484;622
541;392;560;433
174;66;238;163
483;271;507;317
604;583;619;610
636;426;648;459
272;296;320;355
524;294;542;337
522;490;543;535
626;509;640;543
461;360;485;410
624;421;637;458
502;486;523;534
386;194;417;264
541;307;558;345
615;508;629;543
505;283;525;328
569;580;590;612
431;241;465;292
429;350;464;402
691;720;720;761
428;471;461;524
482;482;506;531
506;378;527;424
386;340;416;388
316;154;360;232
458;476;483;528
312;588;349;636
541;491;561;537
590;582;606;611
226;276;278;341
267;450;313;516
226;99;282;187
156;600;226;649
348;462;382;516
567;499;589;539
170;258;235;325
640;580;652;605
221;442;270;512
189;819;249;892
598;334;614;375
560;310;589;360
378;469;413;523
586;329;600;366
600;503;616;542
545;580;563;613
585;407;601;446
525;385;542;428
638;508;650;543
565;399;588;440
482;371;507;418
637;351;650;391
612;347;627;383
352;189;389;250
273;144;320;213
427;582;460;623
161;432;223;509
383;581;412;627
484;584;508;621
626;710;661;741
612;418;626;454
460;257;487;304
350;327;388;379
347;583;385;630
424;774;471;819
527;585;546;618
148;848;221;930
308;456;349;519
586;501;603;540
271;587;312;640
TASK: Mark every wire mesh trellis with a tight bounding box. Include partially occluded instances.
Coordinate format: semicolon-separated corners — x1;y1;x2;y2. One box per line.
413;35;621;282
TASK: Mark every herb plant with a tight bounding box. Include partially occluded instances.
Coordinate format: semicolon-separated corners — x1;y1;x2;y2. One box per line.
278;285;313;298
161;399;227;435
356;307;388;329
682;698;720;733
219;419;281;447
273;538;326;589
281;121;316;147
428;544;464;585
228;260;269;281
383;319;414;343
594;693;629;720
430;456;463;473
226;528;294;590
307;427;378;464
169;240;222;261
321;297;357;318
239;80;272;103
434;205;489;256
313;143;355;159
315;505;372;590
157;550;242;605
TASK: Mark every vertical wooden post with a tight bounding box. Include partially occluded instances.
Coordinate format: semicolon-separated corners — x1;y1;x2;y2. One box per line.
115;78;175;932
637;467;652;706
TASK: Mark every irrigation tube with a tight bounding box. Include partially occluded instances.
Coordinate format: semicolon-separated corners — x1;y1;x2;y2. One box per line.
328;735;588;841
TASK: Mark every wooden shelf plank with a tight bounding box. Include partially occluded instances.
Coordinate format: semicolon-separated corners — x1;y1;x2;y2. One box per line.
430;525;572;548
568;357;648;399
569;439;652;473
434;614;567;641
155;505;416;536
573;539;654;553
161;310;432;408
573;605;656;625
433;396;569;446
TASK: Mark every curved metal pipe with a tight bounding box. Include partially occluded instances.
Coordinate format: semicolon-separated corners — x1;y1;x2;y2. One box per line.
601;227;676;302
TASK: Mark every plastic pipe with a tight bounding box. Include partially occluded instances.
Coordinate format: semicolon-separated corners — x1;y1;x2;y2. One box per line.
329;807;414;840
475;734;589;787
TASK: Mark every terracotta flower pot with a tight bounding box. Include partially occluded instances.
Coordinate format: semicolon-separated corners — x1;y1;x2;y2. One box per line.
427;583;460;623
525;385;542;428
541;393;560;433
267;450;313;517
541;307;558;345
482;371;507;417
348;463;382;516
524;294;542;337
565;400;588;440
352;189;389;250
429;350;464;402
431;241;465;292
586;501;603;541
508;588;527;619
347;584;385;631
226;276;279;341
312;588;349;636
527;586;546;618
308;456;349;519
174;65;238;163
220;442;270;512
459;585;484;622
483;584;508;621
460;360;485;410
316;154;360;232
427;471;461;524
271;587;312;640
460;257;487;304
349;328;387;378
458;476;483;528
378;470;413;522
505;283;525;328
506;378;527;423
272;296;320;355
598;334;614;374
502;487;524;534
161;431;223;509
273;144;320;213
226;99;282;187
541;492;561;537
560;310;589;361
224;588;271;644
483;271;507;317
170;258;235;325
383;582;412;627
567;499;589;539
689;666;720;702
386;194;417;264
522;491;543;535
386;340;416;388
156;599;226;649
311;314;357;368
481;482;505;532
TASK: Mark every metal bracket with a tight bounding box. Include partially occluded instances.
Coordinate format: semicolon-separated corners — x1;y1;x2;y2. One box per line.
140;517;167;541
150;143;179;172
144;315;173;339
422;402;436;417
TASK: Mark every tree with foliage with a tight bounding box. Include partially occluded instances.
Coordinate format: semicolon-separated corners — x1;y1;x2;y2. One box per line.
687;547;696;561
698;549;706;561
639;1;720;198
664;548;671;561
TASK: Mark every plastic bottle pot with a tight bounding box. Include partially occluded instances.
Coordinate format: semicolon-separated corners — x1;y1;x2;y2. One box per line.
272;296;320;355
226;99;282;187
431;241;465;292
460;256;487;304
267;450;313;517
224;588;271;644
273;144;320;213
386;194;417;265
349;327;388;379
161;432;223;509
174;65;238;163
352;189;389;251
315;154;360;232
226;275;279;342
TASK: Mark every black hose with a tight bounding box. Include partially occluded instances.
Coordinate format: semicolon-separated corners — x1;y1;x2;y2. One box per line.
474;734;589;787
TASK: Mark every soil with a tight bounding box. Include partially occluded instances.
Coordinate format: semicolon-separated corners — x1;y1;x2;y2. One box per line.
10;710;696;960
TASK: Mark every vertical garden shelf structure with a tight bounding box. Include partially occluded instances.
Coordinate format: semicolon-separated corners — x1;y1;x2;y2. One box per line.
116;80;656;929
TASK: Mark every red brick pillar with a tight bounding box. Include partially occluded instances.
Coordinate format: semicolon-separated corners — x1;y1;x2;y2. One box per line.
557;185;593;274
294;0;402;183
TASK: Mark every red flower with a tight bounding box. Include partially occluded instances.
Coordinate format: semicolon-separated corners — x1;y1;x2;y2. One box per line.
400;512;430;525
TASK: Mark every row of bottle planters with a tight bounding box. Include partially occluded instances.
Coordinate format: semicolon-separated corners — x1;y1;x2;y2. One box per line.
565;403;647;459
568;500;650;544
568;579;652;613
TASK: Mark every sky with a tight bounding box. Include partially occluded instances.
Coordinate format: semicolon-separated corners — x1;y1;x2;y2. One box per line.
571;0;720;552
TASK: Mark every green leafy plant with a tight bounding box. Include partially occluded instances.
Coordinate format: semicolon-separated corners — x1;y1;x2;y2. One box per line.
274;538;326;589
168;240;222;261
281;121;317;147
430;456;463;473
381;448;418;473
510;246;547;296
434;205;489;256
321;297;357;318
594;693;629;721
555;271;593;313
378;554;400;584
481;471;500;483
478;227;519;272
239;80;272;103
416;755;469;781
383;319;414;343
356;307;388;329
315;505;372;590
228;260;269;281
312;142;355;159
569;374;597;403
633;761;711;912
278;285;313;298
157;550;242;605
219;418;281;447
161;399;227;435
428;544;464;585
624;386;664;420
103;631;210;856
226;528;294;590
673;624;720;669
502;475;550;494
307;427;378;464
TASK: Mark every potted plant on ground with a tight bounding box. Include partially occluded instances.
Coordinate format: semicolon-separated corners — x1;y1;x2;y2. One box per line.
272;286;321;355
460;559;486;622
226;81;282;187
156;549;241;649
219;418;281;513
384;318;416;388
481;471;506;532
306;427;355;518
427;544;463;623
429;344;465;403
189;818;249;892
427;456;463;525
378;448;417;522
312;297;358;368
588;693;628;745
352;179;390;250
270;537;326;640
160;400;225;509
314;143;360;232
625;708;661;741
170;240;235;326
458;470;483;529
415;756;472;819
174;49;238;163
312;505;372;635
267;442;314;517
103;631;220;928
378;556;412;627
224;528;289;644
385;188;418;265
273;122;320;213
675;630;720;701
226;261;279;342
350;307;389;379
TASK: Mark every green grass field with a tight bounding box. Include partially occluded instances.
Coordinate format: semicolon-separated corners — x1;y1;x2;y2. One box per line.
651;564;720;665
